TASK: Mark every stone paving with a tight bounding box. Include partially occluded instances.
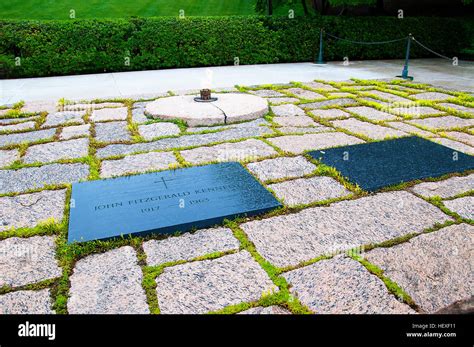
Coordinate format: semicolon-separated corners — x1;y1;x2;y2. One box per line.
0;79;472;315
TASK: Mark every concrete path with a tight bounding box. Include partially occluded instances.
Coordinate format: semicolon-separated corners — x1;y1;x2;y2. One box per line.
1;59;472;105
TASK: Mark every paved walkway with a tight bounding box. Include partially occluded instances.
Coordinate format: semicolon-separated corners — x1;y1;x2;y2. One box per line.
0;79;473;314
1;59;473;105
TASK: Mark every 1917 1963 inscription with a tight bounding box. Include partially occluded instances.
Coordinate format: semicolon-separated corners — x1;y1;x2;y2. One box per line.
68;162;281;243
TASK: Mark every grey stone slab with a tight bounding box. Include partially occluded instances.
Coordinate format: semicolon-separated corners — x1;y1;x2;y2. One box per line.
0;116;39;125
68;246;149;314
301;98;357;109
100;151;177;178
0;121;36;133
240;191;452;267
365;224;473;313
268;132;364;154
413;92;453;101
411;174;474;198
248;89;284;97
155;251;277;314
0;163;89;194
42;111;85;128
327;92;354;98
283;257;414;314
239;306;291;314
64;102;123;111
180;139;277;165
268;97;299;105
387;122;435;137
0;128;56;147
247;156;317;182
21;101;57;114
23;138;89;164
143;227;240;266
268;176;350;206
59;124;90;140
95;121;131;143
361;97;390;107
274;116;317;127
96;125;273;159
432;138;474;155
409;116;474;130
278;126;331;134
131;108;149;124
0;289;54;314
443;197;473;219
443;131;474;146
284;88;324;100
0;189;66;232
346;106;399;121
363;90;412;103
187;119;268;134
300;82;337;91
0;236;62;288
0;149;19;168
439;103;474;115
90;107;128;122
138;122;180;140
390;106;445;118
332;119;408;140
271;104;305;117
309;109;350;119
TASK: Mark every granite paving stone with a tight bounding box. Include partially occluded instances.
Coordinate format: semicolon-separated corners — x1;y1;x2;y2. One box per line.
0;289;54;314
0;121;36;133
387;122;435;137
0;149;19;168
90;107;128;122
268;97;299;105
300;82;337;91
248;90;284;97
239;306;291;314
138;122;181;140
365;224;473;313
68;246;149;314
64;102;123;111
439;103;474;114
389;106;445;117
100;151;177;178
247;156;317;182
180;139;277;164
277;126;331;134
271;104;306;117
21;101;57;114
131;108;149;124
23;138;89;164
155;251;277;314
41;111;85;127
268;176;350;206
443;197;474;219
346;106;399;121
332;119;408;140
0;236;62;288
284;88;324;100
411;174;474;198
413;92;453;101
240;191;452;267
94;121;131;143
0;116;39;125
59;124;90;140
301;99;357;109
268;132;364;154
0;163;89;194
0;189;66;231
274;116;317;127
0;128;56;147
363;90;412;103
143;227;240;266
283;257;415;314
443;131;474;146
309;109;350;119
432;138;474;155
96;126;272;159
409;116;474;130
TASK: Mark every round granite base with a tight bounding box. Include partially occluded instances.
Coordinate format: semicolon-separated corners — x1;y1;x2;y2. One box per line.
145;93;269;126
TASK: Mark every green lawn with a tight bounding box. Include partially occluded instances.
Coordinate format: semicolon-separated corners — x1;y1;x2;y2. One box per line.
0;0;268;19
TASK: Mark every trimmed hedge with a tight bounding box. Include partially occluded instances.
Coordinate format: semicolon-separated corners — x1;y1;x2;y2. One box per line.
0;16;472;78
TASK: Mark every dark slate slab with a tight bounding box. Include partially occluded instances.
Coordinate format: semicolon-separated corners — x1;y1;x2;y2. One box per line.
308;136;474;192
68;162;281;243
